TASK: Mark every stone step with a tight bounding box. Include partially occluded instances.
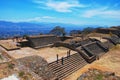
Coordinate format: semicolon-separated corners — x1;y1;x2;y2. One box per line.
96;41;109;52
49;54;83;72
58;61;87;80
48;53;87;80
55;60;86;75
49;53;82;67
52;57;84;73
82;46;94;57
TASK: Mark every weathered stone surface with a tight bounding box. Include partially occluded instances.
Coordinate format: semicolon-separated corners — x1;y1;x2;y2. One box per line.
16;55;56;80
77;69;120;80
27;35;60;48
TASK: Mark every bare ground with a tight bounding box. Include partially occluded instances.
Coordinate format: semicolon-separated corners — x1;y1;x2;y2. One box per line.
8;47;76;63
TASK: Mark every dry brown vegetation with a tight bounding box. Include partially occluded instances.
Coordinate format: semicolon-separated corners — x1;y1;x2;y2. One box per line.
77;68;120;80
92;45;120;76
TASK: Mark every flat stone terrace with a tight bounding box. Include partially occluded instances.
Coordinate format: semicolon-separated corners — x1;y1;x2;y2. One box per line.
8;47;76;63
0;40;20;51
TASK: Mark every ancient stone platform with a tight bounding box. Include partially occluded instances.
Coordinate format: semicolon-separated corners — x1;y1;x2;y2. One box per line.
0;40;20;51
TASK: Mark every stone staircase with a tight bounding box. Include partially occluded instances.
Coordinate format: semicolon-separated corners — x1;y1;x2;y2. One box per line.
96;41;109;52
83;42;106;56
110;36;120;44
102;36;120;48
48;53;87;80
79;38;93;45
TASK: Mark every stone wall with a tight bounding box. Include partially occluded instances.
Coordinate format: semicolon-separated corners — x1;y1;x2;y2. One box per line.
27;35;60;48
96;28;120;35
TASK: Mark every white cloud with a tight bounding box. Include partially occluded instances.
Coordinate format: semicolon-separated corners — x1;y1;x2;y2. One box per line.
42;16;55;19
101;10;120;19
82;7;108;18
3;17;42;22
21;16;55;22
6;16;55;22
82;7;120;19
22;17;42;22
33;0;86;12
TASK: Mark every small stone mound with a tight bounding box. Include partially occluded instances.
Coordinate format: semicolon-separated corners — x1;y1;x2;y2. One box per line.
0;53;9;63
77;68;120;80
16;55;56;80
0;47;12;63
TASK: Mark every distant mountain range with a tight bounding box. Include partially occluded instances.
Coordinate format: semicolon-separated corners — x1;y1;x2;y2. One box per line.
0;20;108;38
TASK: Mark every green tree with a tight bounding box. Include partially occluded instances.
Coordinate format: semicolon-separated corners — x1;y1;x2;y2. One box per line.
82;27;95;35
49;26;66;36
69;30;82;36
39;33;43;35
23;34;28;39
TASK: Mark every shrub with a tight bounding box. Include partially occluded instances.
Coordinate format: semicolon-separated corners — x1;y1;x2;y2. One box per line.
8;63;14;69
19;71;25;77
0;55;3;60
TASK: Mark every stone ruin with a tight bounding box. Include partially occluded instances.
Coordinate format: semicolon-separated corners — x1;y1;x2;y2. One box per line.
16;55;56;80
53;36;120;64
75;36;120;63
0;34;119;80
48;38;110;79
75;41;104;63
47;35;120;79
77;68;120;80
95;27;120;35
104;36;120;45
74;38;99;47
26;35;60;48
102;35;120;48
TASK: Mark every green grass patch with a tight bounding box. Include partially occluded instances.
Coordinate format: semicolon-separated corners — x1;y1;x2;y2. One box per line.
95;74;104;80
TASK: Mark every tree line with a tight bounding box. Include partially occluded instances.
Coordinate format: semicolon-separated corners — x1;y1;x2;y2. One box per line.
49;26;97;36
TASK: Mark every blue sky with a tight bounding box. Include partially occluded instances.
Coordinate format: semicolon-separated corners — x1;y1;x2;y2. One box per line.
0;0;120;26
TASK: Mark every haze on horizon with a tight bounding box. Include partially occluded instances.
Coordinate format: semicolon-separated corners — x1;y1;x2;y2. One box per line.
0;0;120;26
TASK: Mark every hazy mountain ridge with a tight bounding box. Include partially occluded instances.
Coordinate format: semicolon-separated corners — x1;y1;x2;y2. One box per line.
0;21;103;38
